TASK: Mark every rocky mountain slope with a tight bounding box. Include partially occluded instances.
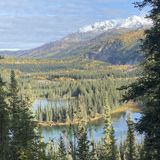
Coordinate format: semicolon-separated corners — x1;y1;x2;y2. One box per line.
0;16;152;64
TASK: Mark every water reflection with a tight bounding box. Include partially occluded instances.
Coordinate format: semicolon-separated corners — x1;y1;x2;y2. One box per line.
33;99;143;143
39;111;143;144
33;98;69;111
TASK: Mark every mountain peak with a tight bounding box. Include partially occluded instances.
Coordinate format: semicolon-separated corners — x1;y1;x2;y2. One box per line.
79;15;152;33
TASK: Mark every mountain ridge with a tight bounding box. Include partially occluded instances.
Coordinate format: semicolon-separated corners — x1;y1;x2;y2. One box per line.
0;15;151;64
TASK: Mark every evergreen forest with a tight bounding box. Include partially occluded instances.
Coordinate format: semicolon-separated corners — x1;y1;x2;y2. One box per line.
0;0;160;159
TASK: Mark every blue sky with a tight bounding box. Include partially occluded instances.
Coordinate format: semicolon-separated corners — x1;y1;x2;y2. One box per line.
0;0;146;50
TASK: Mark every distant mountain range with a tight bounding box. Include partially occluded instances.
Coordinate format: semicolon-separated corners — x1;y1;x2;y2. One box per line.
0;16;152;64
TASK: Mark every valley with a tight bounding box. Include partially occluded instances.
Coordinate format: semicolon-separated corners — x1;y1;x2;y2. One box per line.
0;57;140;142
0;14;155;160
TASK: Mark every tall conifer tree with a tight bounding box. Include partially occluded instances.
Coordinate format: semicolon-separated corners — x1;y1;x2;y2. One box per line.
110;126;120;160
103;104;112;159
90;142;99;160
9;70;22;159
9;71;47;159
76;127;90;160
0;76;10;160
58;135;67;160
125;115;137;160
123;0;160;159
76;97;90;160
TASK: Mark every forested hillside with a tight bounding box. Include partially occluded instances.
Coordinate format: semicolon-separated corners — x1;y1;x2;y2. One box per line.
0;0;159;159
0;58;143;160
0;58;138;125
0;29;145;64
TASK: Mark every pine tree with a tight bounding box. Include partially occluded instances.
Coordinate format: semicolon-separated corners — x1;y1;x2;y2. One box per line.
116;151;122;160
9;70;22;159
9;71;47;160
47;138;56;159
119;141;125;160
137;142;145;160
123;0;160;159
90;142;99;160
125;115;137;160
110;126;119;160
76;127;90;160
0;76;10;160
76;97;90;160
17;95;45;159
103;104;112;159
58;135;67;160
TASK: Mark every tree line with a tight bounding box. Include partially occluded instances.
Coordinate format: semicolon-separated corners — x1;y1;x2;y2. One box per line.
35;78;133;123
0;0;160;159
0;70;143;160
44;105;144;160
121;0;160;159
0;71;48;160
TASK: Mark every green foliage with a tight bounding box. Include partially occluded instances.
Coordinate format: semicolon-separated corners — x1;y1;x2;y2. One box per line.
90;142;99;160
0;71;48;160
0;55;4;59
9;70;22;159
58;135;67;160
125;115;137;160
123;0;160;159
35;78;132;124
0;56;144;159
76;127;90;160
0;76;10;160
103;104;112;159
102;104;120;160
110;127;120;160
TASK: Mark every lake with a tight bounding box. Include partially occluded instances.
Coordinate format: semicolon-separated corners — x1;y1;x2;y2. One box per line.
33;99;143;144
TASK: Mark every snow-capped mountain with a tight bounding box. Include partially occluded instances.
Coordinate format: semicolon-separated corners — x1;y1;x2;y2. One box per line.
0;15;151;64
79;16;152;33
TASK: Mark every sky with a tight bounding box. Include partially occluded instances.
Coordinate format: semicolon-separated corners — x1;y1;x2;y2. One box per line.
0;0;147;50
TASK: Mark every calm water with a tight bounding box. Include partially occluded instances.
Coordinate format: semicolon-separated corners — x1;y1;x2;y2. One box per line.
33;99;143;144
33;98;69;110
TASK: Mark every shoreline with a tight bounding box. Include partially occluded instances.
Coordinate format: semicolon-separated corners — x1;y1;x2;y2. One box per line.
37;101;140;127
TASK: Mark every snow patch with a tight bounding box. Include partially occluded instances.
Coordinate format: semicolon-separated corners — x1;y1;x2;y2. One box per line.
79;16;152;33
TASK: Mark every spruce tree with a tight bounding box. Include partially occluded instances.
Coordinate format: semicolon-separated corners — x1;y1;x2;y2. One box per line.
123;0;160;159
0;76;10;160
9;71;47;160
58;135;67;160
17;94;46;160
125;115;137;160
76;98;90;160
137;142;145;160
90;142;99;160
103;104;112;159
103;103;122;160
119;141;126;160
76;127;90;160
9;70;22;159
110;126;119;160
